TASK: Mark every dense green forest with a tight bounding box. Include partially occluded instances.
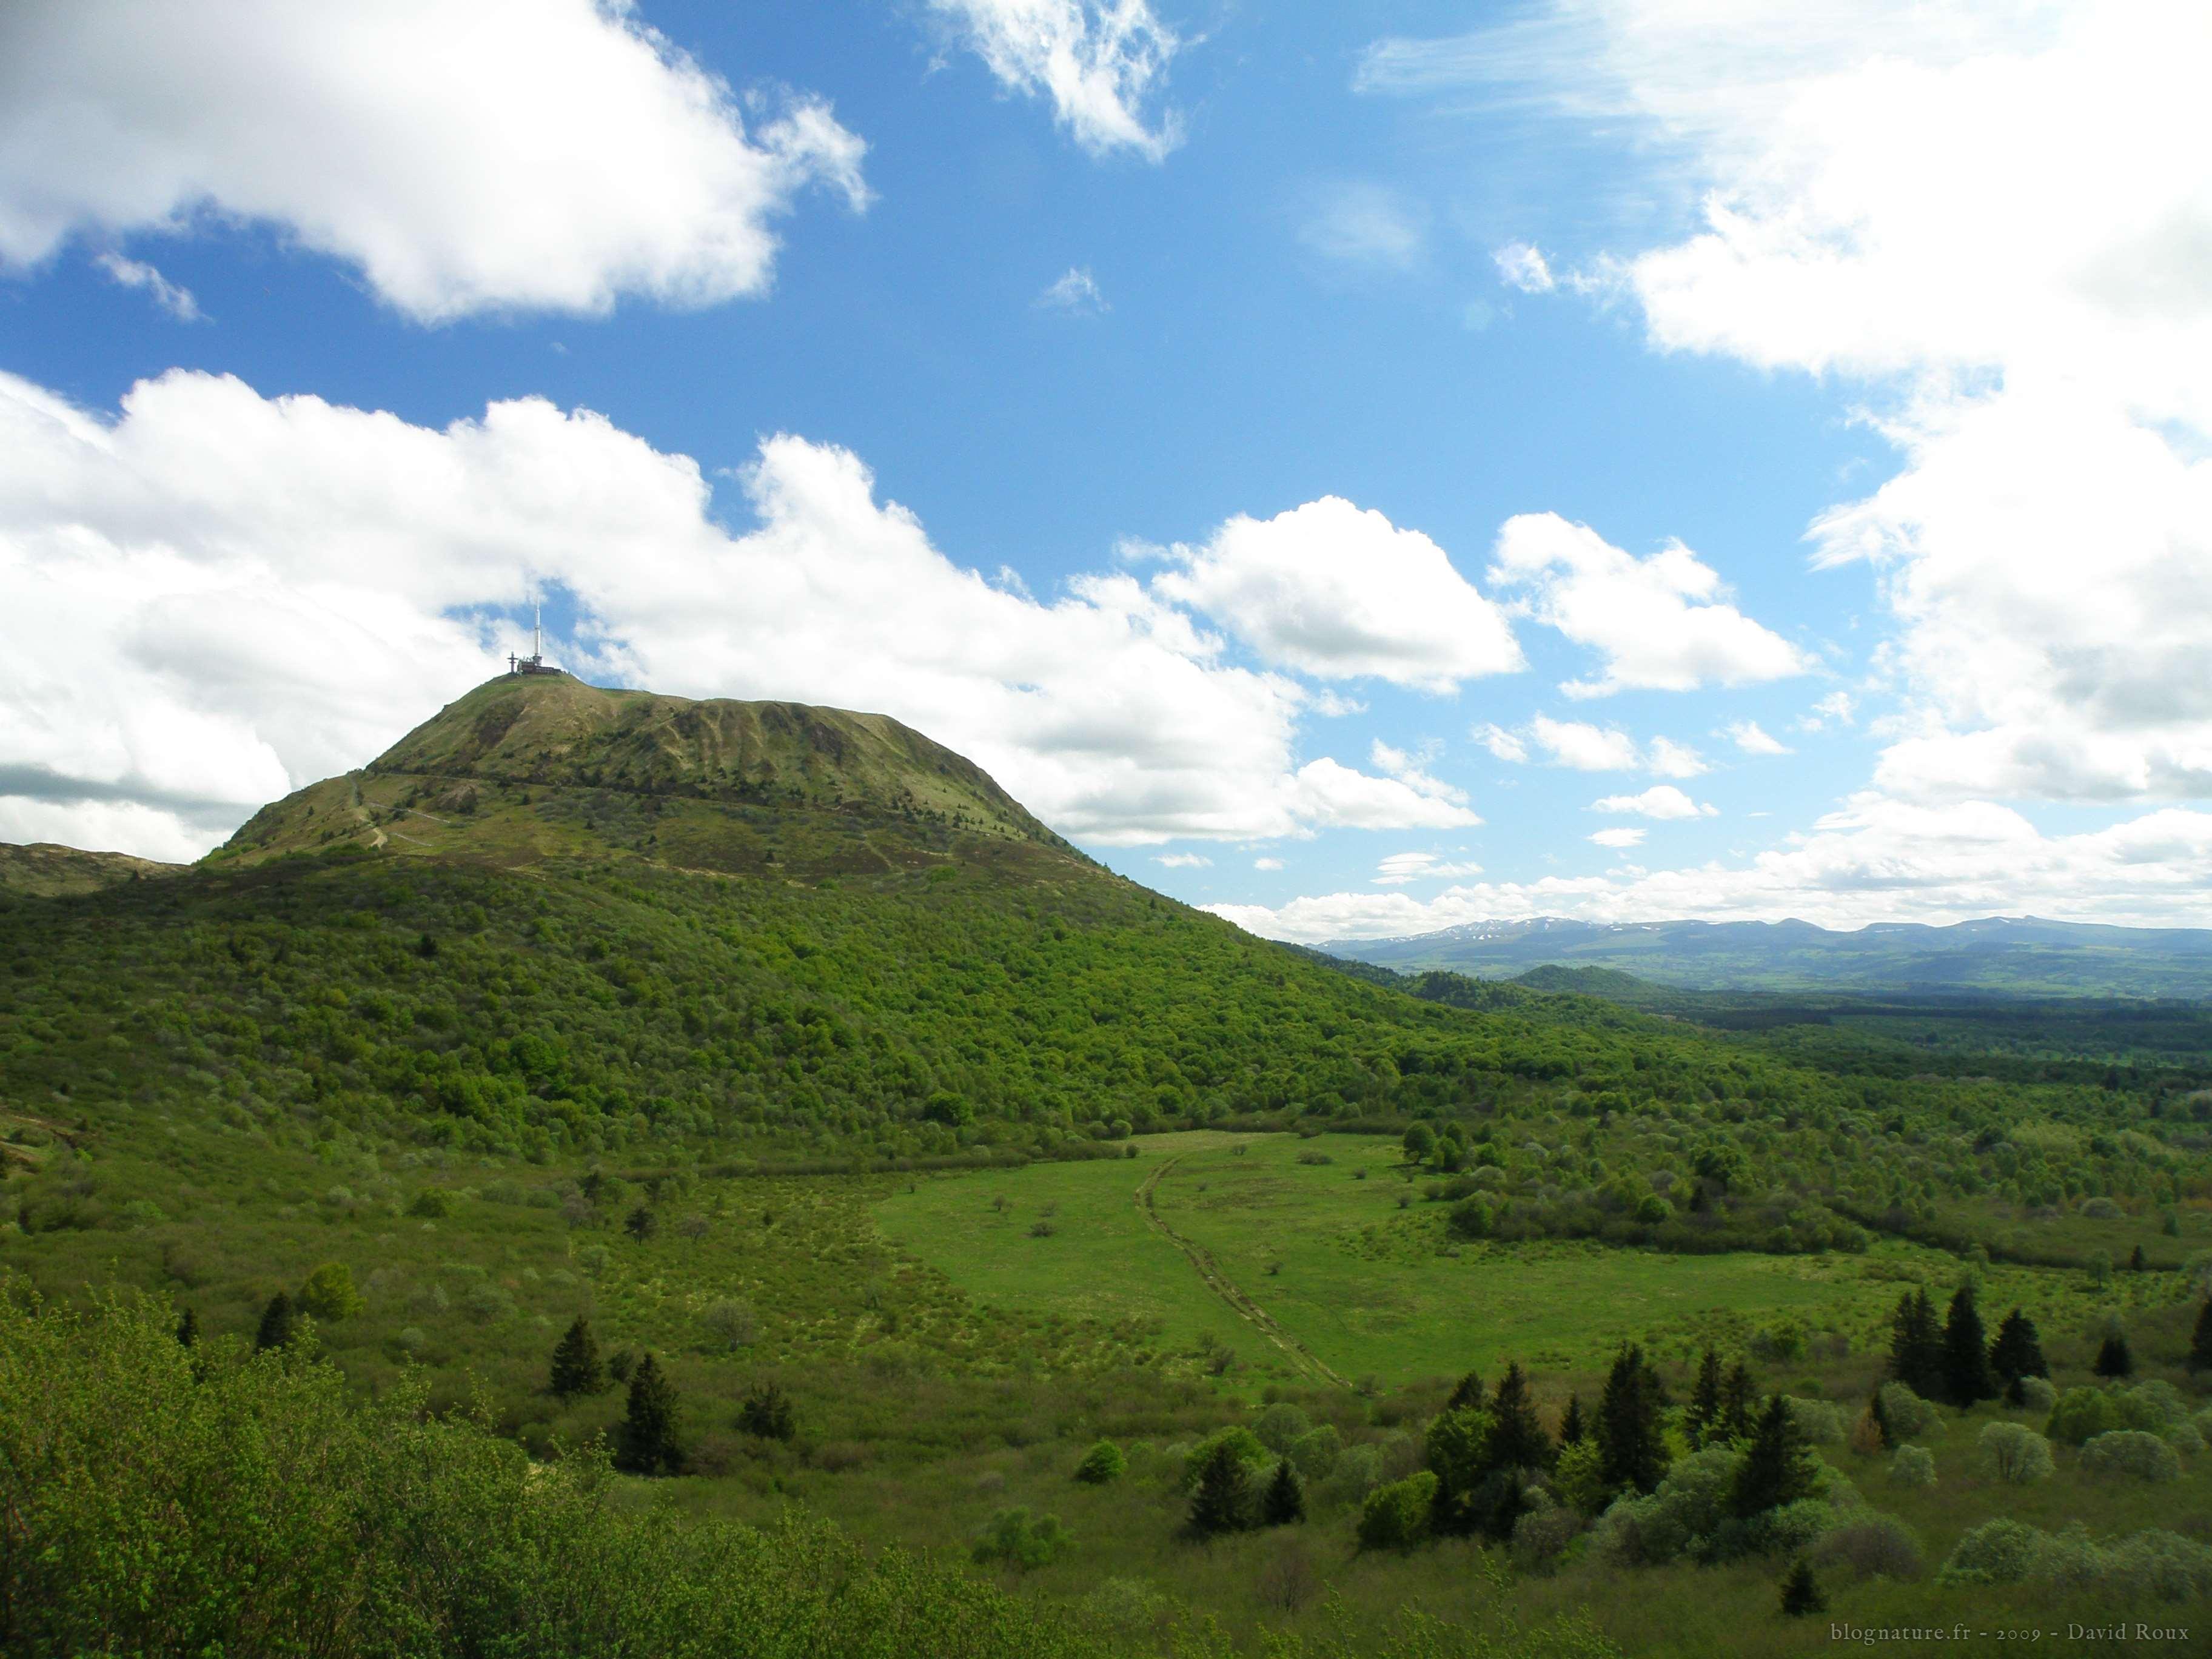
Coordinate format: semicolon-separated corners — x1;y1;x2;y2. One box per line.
5;675;2211;1656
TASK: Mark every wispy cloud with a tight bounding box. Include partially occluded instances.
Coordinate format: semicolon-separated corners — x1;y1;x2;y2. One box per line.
1036;266;1107;314
95;253;202;321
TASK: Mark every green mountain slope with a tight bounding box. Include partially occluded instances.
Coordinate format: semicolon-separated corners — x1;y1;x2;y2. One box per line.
0;842;183;897
213;673;1081;877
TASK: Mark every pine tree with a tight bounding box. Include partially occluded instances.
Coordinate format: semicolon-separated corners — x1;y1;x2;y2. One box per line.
548;1316;604;1398
2128;1244;2147;1273
1595;1344;1669;1496
1939;1284;1997;1407
1719;1358;1758;1443
1187;1439;1254;1537
1558;1394;1586;1446
1487;1362;1552;1472
2093;1329;2134;1379
1443;1368;1484;1414
625;1205;658;1242
1261;1458;1306;1526
2188;1300;2212;1375
738;1382;796;1441
1779;1558;1826;1617
1886;1289;1943;1399
175;1307;199;1348
1686;1347;1723;1448
614;1353;683;1475
255;1291;297;1353
1986;1309;2049;1386
1732;1394;1816;1520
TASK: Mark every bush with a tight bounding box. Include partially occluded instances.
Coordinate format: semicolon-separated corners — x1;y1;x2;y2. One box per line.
1592;1447;1741;1566
700;1298;758;1352
1253;1403;1311;1455
1511;1503;1581;1573
1317;1444;1384;1509
1812;1515;1923;1581
1552;1439;1609;1516
458;1282;514;1325
1875;1382;1937;1440
2079;1430;2182;1483
2012;1375;2056;1414
1286;1424;1342;1481
1976;1422;2054;1485
1942;1520;2212;1602
406;1188;454;1219
1886;1446;1936;1488
1785;1398;1846;1446
971;1509;1071;1572
737;1383;796;1442
295;1262;363;1321
1179;1427;1269;1492
1355;1472;1437;1552
1073;1441;1125;1485
2045;1387;2126;1446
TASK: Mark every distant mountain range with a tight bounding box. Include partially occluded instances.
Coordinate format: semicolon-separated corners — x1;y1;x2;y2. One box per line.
1319;915;2212;999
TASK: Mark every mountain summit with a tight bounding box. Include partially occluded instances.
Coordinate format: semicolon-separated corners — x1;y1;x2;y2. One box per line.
212;674;1084;880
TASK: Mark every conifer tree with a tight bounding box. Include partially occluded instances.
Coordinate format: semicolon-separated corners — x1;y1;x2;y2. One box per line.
614;1353;683;1475
1487;1362;1552;1472
1886;1289;1943;1399
625;1205;658;1242
1558;1394;1586;1446
1939;1284;1997;1407
2188;1299;2212;1375
1779;1558;1826;1617
738;1382;796;1441
1732;1394;1816;1519
175;1307;199;1349
255;1292;297;1353
1261;1458;1306;1526
2093;1329;2134;1379
2128;1244;2147;1273
1986;1309;2049;1387
1595;1344;1669;1495
1719;1358;1758;1443
1187;1439;1254;1537
548;1316;604;1399
1443;1368;1484;1414
1686;1347;1723;1447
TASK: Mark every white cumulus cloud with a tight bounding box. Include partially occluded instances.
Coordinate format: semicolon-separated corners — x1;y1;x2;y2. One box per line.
0;368;1480;857
1489;511;1810;697
1592;786;1714;819
1150;496;1521;692
1589;826;1646;848
1493;241;1555;292
928;0;1182;161
0;0;868;322
1726;719;1791;756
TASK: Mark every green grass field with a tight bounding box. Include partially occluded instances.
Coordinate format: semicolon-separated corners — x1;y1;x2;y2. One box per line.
876;1131;2177;1393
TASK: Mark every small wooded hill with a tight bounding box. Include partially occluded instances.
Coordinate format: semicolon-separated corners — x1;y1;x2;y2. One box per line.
213;674;1083;878
0;842;183;897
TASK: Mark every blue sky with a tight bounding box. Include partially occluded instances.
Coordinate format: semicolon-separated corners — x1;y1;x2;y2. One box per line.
4;1;2210;936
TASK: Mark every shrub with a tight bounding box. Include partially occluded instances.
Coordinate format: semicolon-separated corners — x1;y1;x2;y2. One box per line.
2168;1419;2206;1456
1592;1447;1741;1566
1940;1519;2041;1585
1073;1440;1125;1485
700;1298;758;1352
2079;1430;2181;1483
1886;1446;1936;1488
1179;1427;1268;1492
1317;1444;1384;1509
406;1188;454;1219
1976;1423;2053;1484
458;1283;514;1326
2105;1530;2212;1601
737;1383;796;1442
1941;1520;2212;1602
1511;1503;1581;1573
1785;1398;1846;1446
1252;1403;1311;1455
971;1509;1071;1572
2045;1387;2125;1446
1813;1515;1923;1581
1355;1472;1437;1552
1875;1382;1937;1440
1552;1439;1609;1517
1286;1424;1342;1480
2012;1375;2056;1414
295;1262;363;1322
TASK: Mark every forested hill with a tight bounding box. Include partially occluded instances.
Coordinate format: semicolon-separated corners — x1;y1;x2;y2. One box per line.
0;842;183;897
2;672;2204;1269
